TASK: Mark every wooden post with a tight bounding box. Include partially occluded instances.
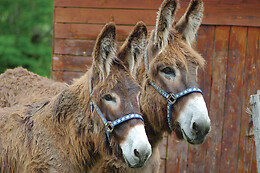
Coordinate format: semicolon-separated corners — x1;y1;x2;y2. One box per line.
250;90;260;173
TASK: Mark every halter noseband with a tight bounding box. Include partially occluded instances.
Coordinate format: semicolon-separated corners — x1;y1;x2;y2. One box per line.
89;78;144;144
144;43;203;131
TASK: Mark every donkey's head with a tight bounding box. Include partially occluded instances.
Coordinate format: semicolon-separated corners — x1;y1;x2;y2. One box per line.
89;23;151;168
142;0;210;144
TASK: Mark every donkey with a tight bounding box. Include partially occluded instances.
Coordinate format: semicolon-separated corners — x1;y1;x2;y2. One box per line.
0;23;152;172
91;0;211;172
140;0;211;145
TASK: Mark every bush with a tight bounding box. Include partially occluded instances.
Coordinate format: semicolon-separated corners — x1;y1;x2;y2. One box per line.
0;0;53;77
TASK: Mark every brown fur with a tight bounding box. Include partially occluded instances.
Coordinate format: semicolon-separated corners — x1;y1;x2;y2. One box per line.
0;67;67;107
0;23;144;172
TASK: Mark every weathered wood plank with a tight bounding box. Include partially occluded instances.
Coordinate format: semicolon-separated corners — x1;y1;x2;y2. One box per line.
54;0;162;9
220;26;247;173
54;0;260;11
166;134;188;173
251;27;260;173
158;135;168;160
237;27;259;173
202;6;260;27
187;25;215;173
51;71;84;84
52;55;92;72
197;26;215;114
54;24;154;40
204;26;230;173
54;6;260;27
250;91;260;173
53;39;124;56
54;0;260;27
54;24;104;40
251;137;258;173
54;8;157;26
158;135;168;173
54;4;260;27
54;39;95;56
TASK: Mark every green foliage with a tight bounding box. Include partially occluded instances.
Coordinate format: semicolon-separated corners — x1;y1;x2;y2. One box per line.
0;0;53;77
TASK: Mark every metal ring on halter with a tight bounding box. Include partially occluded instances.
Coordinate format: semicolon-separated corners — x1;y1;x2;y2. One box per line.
105;121;114;133
167;93;176;104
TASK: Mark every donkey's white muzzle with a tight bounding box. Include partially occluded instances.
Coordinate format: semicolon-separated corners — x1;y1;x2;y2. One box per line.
177;95;211;144
120;124;152;168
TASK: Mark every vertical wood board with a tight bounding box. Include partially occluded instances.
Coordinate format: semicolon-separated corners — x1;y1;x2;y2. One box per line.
204;26;230;173
237;27;259;173
220;26;247;173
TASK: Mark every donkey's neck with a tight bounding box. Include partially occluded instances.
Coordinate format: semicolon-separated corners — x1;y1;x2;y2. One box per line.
33;71;105;171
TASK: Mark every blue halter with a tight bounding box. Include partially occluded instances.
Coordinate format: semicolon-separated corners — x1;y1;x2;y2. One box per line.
89;79;144;144
144;43;203;131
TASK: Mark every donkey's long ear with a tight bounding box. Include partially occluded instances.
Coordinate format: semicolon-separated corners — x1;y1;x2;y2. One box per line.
175;0;203;46
92;23;116;80
154;0;179;49
117;21;147;77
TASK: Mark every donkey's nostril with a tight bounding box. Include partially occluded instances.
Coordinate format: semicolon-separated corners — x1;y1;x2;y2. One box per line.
134;149;140;158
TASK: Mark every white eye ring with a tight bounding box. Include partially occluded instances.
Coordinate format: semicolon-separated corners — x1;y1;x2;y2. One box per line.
103;93;120;110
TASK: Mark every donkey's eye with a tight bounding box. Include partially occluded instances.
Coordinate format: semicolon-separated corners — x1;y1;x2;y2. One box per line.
103;94;115;102
161;67;175;76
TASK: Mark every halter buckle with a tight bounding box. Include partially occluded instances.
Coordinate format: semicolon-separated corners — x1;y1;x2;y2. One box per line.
167;93;176;104
106;121;114;133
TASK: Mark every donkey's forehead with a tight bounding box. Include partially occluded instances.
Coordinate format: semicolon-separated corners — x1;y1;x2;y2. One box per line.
148;29;205;68
169;31;205;67
100;70;141;93
111;72;141;92
155;41;204;68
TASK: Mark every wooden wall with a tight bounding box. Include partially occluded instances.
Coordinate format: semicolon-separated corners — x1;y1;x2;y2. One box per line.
52;0;260;172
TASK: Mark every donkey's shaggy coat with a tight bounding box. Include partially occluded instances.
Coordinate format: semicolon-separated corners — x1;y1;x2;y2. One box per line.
0;67;67;108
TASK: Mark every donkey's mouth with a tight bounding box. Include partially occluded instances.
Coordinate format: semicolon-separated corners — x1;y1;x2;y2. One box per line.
123;156;133;168
181;129;194;144
181;129;205;145
123;152;150;168
123;156;143;168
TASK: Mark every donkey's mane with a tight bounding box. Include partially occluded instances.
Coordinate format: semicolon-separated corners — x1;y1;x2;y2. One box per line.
168;29;205;69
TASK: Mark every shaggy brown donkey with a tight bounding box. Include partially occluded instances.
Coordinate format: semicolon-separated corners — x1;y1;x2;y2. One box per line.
91;0;211;172
0;23;151;173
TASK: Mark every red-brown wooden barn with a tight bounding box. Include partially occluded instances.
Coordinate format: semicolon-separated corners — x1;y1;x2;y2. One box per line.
51;0;260;172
